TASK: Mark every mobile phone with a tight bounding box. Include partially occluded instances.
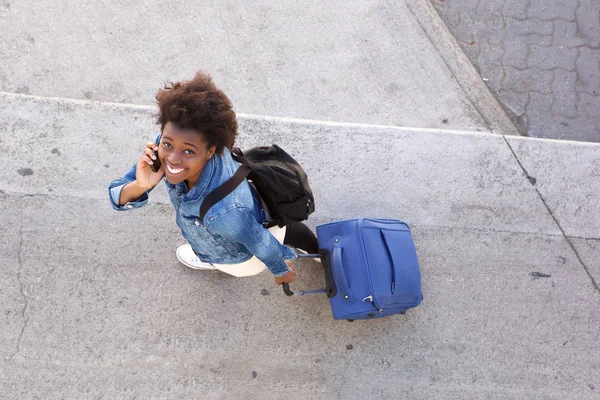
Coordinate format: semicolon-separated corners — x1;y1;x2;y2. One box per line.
151;134;162;172
151;150;161;173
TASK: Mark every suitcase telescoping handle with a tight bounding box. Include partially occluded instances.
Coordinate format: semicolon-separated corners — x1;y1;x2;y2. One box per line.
281;252;337;297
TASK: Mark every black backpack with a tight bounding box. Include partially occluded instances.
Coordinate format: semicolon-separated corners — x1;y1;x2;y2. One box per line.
200;145;315;228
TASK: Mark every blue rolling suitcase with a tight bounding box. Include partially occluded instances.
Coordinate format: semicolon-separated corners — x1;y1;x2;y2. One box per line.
283;218;423;321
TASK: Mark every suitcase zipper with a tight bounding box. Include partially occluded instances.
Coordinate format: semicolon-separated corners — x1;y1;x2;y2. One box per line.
362;295;383;313
358;218;384;313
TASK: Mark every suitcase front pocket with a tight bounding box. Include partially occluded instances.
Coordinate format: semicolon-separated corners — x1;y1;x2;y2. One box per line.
361;226;422;310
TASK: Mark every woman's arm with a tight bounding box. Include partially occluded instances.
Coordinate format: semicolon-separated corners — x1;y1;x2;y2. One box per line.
108;140;164;209
207;207;298;282
118;180;151;206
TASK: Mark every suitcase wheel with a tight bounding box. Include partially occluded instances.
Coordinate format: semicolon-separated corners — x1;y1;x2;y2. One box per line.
347;319;355;322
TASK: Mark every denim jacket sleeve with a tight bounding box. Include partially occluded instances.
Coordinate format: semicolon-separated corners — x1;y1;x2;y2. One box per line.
108;163;153;211
207;207;298;277
108;134;162;211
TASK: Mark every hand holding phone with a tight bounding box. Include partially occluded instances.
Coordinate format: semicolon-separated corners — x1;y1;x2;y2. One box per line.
136;142;164;191
151;150;161;173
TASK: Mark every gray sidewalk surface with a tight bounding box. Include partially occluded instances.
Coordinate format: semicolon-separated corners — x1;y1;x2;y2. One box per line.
433;0;600;143
2;0;600;399
1;93;599;399
0;0;515;134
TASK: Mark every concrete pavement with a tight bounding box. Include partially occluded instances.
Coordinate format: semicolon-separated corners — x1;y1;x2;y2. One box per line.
1;93;599;399
432;0;600;142
1;0;600;399
0;0;515;134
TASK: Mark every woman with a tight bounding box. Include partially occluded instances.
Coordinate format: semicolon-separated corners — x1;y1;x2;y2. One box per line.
108;71;318;285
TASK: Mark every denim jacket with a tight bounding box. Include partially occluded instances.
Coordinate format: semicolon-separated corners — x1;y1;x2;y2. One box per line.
108;146;297;276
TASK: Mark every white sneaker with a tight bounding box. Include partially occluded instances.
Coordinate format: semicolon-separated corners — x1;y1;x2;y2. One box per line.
176;244;217;270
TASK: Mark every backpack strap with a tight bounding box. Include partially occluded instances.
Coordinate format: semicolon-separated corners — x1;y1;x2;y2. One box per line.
199;164;252;221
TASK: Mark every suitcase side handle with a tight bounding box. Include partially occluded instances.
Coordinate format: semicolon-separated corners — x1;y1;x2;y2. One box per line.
332;246;351;300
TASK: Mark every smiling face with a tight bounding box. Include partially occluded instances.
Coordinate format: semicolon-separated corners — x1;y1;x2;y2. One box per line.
158;122;216;189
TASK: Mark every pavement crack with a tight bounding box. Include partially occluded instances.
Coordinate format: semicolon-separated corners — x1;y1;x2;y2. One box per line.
0;189;173;206
574;0;581;37
550;70;557;114
508;64;576;73
8;202;30;363
574;48;583;105
502;136;600;293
